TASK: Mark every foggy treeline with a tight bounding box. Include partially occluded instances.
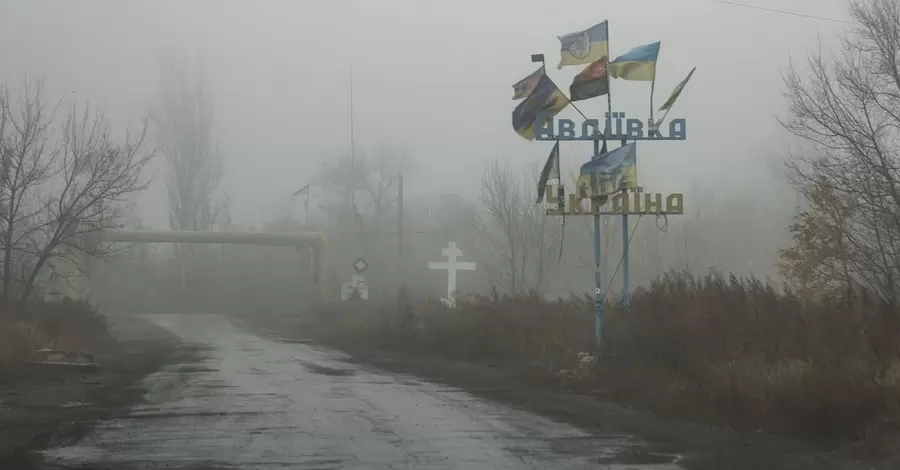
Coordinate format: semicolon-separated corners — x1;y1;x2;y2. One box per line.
0;35;801;312
0;47;800;314
1;0;853;314
82;47;803;311
90;115;800;311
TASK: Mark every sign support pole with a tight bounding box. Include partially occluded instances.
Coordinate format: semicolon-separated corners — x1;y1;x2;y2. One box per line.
622;188;630;306
592;140;603;349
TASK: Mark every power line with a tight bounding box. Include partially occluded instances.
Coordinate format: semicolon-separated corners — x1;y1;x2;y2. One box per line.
710;0;857;25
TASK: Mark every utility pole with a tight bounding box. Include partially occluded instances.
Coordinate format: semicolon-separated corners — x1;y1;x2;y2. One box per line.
397;173;404;286
349;67;356;214
304;194;310;228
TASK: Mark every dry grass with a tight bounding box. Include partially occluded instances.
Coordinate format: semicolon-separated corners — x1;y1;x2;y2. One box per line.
0;299;115;379
314;271;900;447
0;318;50;371
604;272;900;443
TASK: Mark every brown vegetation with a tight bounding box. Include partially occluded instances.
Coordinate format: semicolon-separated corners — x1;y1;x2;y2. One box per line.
0;300;115;381
312;273;900;449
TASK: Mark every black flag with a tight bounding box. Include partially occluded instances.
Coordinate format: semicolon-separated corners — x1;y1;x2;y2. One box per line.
569;57;609;102
536;140;561;203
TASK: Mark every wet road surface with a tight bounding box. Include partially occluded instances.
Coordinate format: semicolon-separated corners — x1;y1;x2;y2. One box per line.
39;314;683;469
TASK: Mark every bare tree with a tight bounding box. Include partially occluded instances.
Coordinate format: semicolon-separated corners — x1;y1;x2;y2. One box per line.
479;160;522;293
315;147;411;295
153;55;224;232
318;148;409;229
0;81;60;301
479;159;560;295
779;0;900;302
20;105;153;302
0;79;153;303
152;54;225;287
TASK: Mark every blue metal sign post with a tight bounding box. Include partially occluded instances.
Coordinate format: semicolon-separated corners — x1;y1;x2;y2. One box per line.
542;182;686;351
622;190;630;307
592;140;604;347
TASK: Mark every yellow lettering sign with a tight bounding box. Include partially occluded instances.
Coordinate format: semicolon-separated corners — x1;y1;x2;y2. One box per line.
541;187;685;216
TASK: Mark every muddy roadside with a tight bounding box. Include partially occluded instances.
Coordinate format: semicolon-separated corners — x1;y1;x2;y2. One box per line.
244;312;888;470
0;314;181;468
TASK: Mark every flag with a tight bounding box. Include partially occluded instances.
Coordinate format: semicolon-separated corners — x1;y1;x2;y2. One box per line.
512;74;569;141
569;57;609;102
536;141;560;203
513;66;545;100
558;21;609;69
292;184;310;196
608;41;660;81
658;66;696;111
577;142;637;196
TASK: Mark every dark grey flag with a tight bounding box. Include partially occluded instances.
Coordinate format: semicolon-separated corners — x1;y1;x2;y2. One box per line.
536;140;561;203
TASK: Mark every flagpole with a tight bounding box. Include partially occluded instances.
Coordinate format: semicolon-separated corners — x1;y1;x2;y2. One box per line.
554;139;565;264
590;21;615;351
615;31;635;310
649;42;660;125
655;66;696;131
529;51;602;346
657;106;672;129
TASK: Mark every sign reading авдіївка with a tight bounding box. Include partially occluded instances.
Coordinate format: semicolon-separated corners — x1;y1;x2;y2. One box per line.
534;112;686;141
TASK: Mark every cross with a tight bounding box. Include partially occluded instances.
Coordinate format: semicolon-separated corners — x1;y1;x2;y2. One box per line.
427;241;476;306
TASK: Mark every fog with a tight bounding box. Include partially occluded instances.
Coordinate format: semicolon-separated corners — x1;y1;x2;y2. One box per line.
0;0;858;307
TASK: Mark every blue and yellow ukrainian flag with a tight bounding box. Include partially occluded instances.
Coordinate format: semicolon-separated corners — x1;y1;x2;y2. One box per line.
558;21;609;69
608;42;660;81
512;74;569;140
577;142;638;196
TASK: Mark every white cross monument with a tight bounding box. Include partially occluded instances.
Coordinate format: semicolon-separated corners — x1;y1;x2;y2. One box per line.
427;241;476;307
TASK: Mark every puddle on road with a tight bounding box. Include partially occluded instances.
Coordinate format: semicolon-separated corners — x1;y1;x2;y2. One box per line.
173;365;219;374
127;410;268;420
278;338;313;344
303;362;355;377
597;449;683;468
61;401;91;408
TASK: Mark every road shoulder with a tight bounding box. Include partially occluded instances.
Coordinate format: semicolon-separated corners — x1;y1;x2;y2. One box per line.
0;314;180;468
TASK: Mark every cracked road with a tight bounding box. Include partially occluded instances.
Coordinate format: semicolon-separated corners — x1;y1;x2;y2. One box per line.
38;314;683;469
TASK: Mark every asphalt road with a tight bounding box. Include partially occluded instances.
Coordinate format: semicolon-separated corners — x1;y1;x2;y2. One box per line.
37;313;683;470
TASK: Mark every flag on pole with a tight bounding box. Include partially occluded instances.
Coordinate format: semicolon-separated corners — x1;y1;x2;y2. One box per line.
536;140;560;203
608;41;660;81
513;66;546;100
292;184;310;196
558;21;609;69
512;74;569;141
577;143;638;196
658;66;696;111
569;57;609;102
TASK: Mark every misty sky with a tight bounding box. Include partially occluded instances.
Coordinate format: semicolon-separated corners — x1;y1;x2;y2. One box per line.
0;0;852;229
